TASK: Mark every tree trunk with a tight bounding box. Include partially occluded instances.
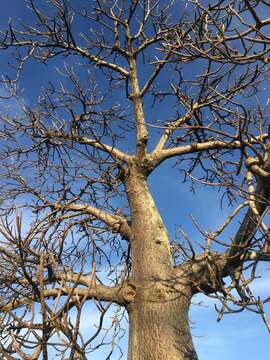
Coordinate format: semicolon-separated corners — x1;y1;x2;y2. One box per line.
125;167;198;360
127;288;198;360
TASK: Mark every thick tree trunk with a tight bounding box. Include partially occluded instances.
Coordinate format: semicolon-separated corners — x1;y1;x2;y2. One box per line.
127;289;197;360
125;167;198;360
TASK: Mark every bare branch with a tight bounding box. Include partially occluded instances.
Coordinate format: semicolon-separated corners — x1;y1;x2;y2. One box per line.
53;202;131;241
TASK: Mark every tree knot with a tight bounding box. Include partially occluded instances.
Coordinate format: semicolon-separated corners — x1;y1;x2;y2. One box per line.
121;281;136;304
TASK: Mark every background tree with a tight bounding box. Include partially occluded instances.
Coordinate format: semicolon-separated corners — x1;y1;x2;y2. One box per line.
0;0;270;359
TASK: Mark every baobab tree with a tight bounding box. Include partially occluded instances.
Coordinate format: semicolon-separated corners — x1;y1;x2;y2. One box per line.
1;0;270;359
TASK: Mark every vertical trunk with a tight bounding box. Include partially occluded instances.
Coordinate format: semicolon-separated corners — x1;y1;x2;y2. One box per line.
125;167;172;278
125;167;198;360
127;295;197;360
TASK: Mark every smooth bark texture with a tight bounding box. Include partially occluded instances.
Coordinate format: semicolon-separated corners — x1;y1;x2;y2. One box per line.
125;165;198;359
125;166;172;277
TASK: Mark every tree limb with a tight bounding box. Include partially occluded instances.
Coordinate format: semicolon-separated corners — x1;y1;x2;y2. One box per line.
152;134;268;166
53;203;131;241
0;278;136;310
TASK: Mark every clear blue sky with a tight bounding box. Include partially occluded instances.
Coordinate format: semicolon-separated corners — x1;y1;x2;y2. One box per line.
0;1;269;359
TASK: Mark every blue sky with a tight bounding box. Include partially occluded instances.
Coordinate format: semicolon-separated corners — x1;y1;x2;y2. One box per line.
191;291;270;360
0;1;270;359
149;165;270;360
